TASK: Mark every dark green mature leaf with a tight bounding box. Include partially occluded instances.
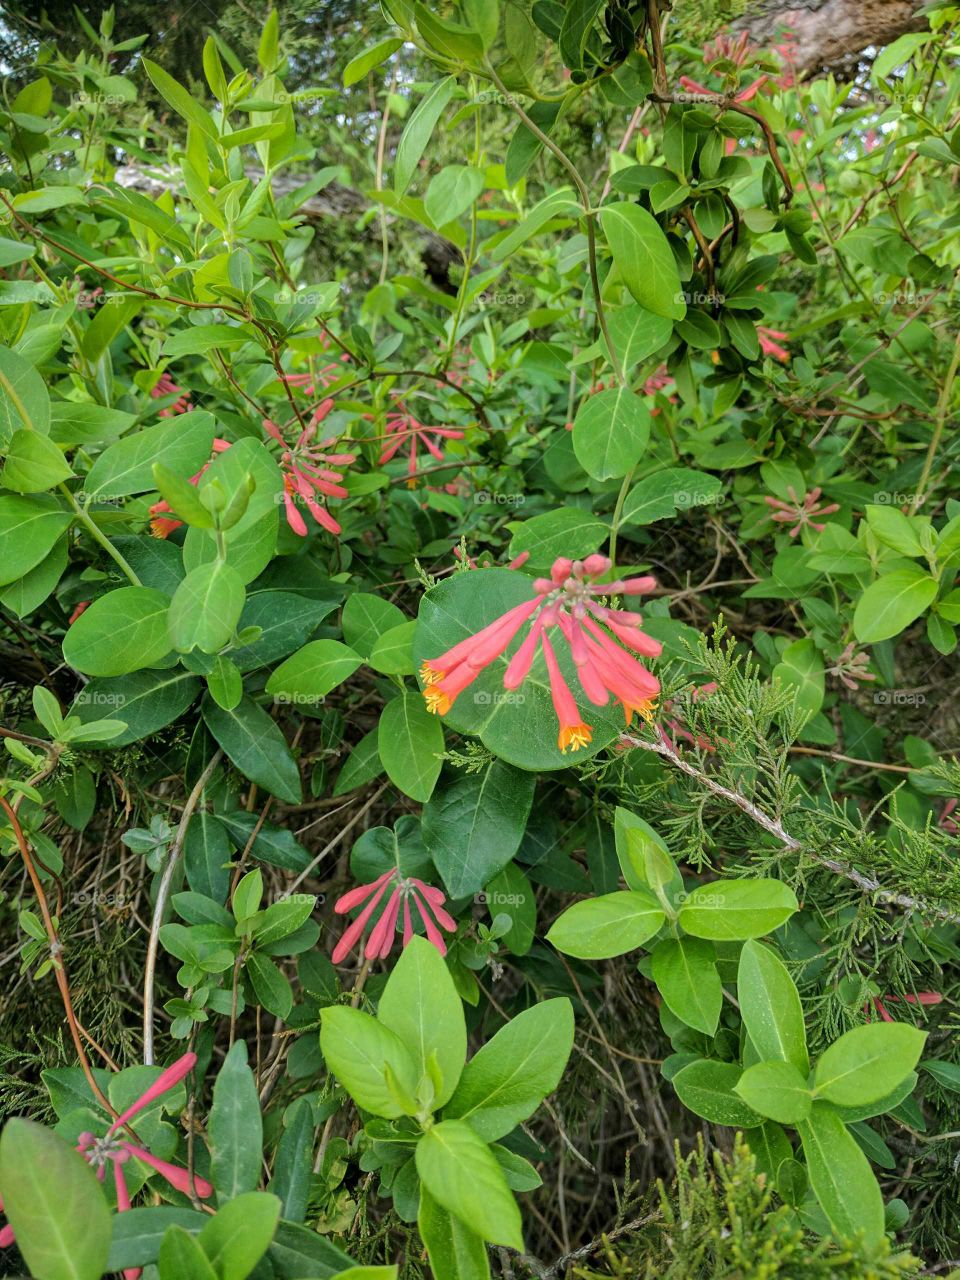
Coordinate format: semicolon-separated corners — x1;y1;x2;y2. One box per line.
202;694;302;804
72;670;201;745
422;759;534;897
572;386;651;480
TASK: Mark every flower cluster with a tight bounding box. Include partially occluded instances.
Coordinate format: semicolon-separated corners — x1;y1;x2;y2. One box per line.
263;412;355;537
379;401;465;484
827;642;876;691
757;326;791;362
150;371;193;417
149;438;231;538
1;1054;211;1277
332;868;456;964
420;555;662;753
764;485;839;538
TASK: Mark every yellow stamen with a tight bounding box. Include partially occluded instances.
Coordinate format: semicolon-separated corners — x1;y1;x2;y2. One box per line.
419;661;444;686
423;687;451;715
558;722;593;753
622;698;657;725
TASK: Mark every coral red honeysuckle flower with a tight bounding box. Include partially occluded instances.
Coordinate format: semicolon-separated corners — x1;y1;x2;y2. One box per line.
150;371;192;417
332;868;456;964
149;438;231;538
379;402;465;484
420;554;662;753
764;485;840;538
56;1053;211;1280
679;73;768;104
263;412;355;537
867;991;943;1023
703;29;759;68
757;326;791;362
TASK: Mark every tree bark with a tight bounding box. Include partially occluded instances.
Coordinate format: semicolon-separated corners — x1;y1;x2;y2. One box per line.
733;0;929;76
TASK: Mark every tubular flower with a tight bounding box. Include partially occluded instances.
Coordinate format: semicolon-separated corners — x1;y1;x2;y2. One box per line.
263;413;355;537
149;438;231;538
764;485;840;538
678;73;767;104
827;642;876;691
703;29;758;67
867;991;943;1023
0;1195;13;1249
332;868;456;964
76;1052;212;1279
420;554;662;752
757;326;791;361
379;401;465;485
150;371;193;417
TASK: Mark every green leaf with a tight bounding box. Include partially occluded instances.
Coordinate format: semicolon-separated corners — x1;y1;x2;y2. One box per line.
269;1100;313;1224
158;1226;218;1280
413;5;485;61
484;862;536;955
415;1119;523;1250
445;999;574;1141
0;343;50;444
422;759;534;898
72;670;201;746
424;165;485;226
208;1041;263;1201
672;1060;763;1127
734;1060;812;1124
599;202;685;320
737;940;809;1074
395;75;457;195
0;533;67;616
572;386;651;481
142;57;219;139
489;188;580;262
368;620;417;675
62;587;171;677
853;567;938;643
342;593;406;656
620;467;724;526
319;1006;419;1118
772;638;824;721
507;507;608;573
202;694;302;804
798;1104;884;1246
378;692;444;802
183;439;281;585
650;937;721;1036
677;878;798;941
84;411;216;500
164;325;254;358
813;1022;926;1107
418;1183;490;1279
333;727;383;795
246;951;293;1018
0;1118;111;1280
602;303;673;371
169;561;245;654
265;639;362;704
0;494;71;586
546;889;664;960
378;935;467;1108
343;37;404;86
1;429;73;492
